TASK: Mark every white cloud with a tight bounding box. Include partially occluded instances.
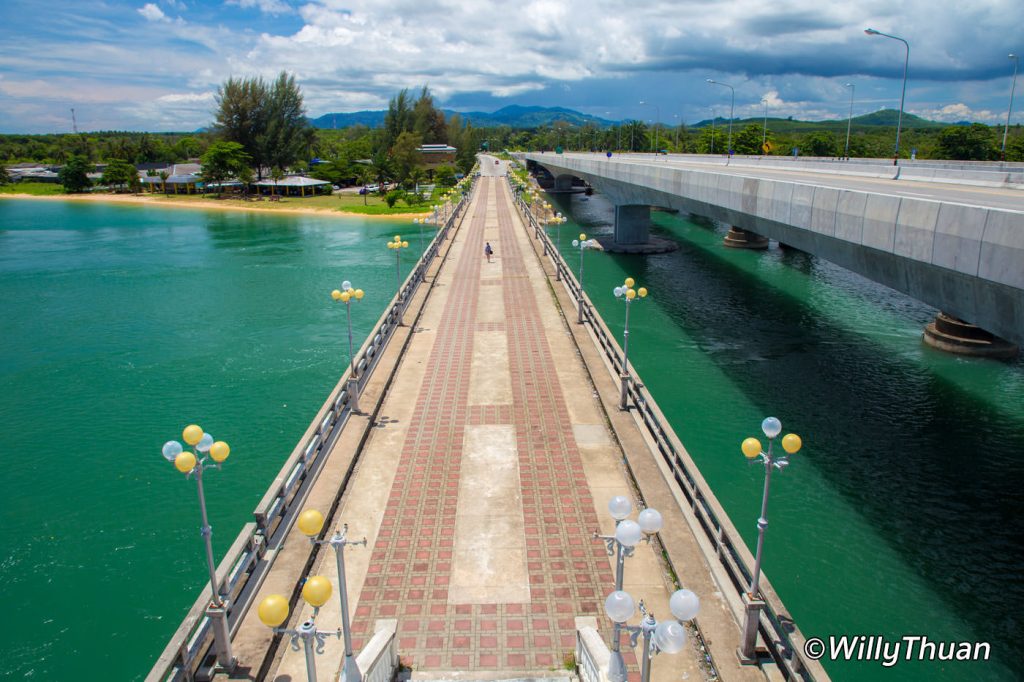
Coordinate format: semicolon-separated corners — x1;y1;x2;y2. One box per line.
912;103;1001;123
227;0;292;15
138;3;167;21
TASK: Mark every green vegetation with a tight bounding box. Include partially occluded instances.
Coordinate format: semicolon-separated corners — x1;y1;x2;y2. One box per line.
0;182;64;195
58;155;92;193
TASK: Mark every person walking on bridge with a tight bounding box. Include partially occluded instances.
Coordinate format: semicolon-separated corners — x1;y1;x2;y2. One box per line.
484;241;494;263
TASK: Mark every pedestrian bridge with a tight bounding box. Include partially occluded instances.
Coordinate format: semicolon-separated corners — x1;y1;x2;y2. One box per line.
522;152;1024;349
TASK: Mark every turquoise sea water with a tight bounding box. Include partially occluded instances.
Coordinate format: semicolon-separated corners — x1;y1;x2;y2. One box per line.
1;195;1021;681
0;199;423;680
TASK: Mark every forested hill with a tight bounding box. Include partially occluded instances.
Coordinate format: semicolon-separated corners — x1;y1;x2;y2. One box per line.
311;105;613;129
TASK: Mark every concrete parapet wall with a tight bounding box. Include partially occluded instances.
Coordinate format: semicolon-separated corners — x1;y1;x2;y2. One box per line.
525;153;1024;345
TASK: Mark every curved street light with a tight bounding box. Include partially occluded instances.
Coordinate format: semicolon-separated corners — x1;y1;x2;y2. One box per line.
706;79;735;162
386;234;410;306
1004;54;1019;158
162;425;235;671
571;233;598;324
761;98;769;153
738;417;803;661
331;282;366;413
844;83;856;159
865;28;910;165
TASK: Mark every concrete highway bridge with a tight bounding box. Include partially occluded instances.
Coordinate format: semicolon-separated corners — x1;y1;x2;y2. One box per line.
522;152;1024;354
149;160;827;682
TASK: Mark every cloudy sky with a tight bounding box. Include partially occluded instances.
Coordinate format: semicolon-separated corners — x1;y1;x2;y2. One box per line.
1;0;1021;133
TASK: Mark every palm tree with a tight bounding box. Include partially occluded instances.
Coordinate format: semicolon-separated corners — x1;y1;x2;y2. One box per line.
270;167;285;198
159;170;169;196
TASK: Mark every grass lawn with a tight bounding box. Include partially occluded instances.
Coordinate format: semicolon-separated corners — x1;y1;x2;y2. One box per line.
0;182;65;195
136;190;436;215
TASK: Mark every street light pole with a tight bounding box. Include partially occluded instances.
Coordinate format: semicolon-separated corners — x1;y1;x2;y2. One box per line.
258;582;341;682
640;100;660;156
738;417;803;662
1003;54;1019;158
844;83;856;159
706;79;735;162
571;233;593;324
298;510;368;682
331;282;365;413
613;277;649;410
604;591;700;682
386;234;410;306
710;108;715;154
162;426;235;671
865;28;910;165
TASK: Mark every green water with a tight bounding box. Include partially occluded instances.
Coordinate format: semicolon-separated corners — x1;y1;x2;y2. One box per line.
546;192;1023;681
0;199;426;680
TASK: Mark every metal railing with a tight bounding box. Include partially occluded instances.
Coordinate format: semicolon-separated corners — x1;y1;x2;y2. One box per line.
148;181;475;682
507;172;827;681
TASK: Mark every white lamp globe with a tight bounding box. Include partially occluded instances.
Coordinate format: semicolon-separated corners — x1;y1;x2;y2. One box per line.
653;620;687;653
669;589;700;621
614;519;642;548
342;280;352;291
637;508;663;534
162;440;183;461
197;432;214;453
761;417;782;439
614;286;624;298
604;590;635;623
572;239;580;247
608;495;632;520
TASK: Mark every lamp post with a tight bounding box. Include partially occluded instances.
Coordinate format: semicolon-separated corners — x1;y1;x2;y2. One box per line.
710;108;716;155
1003;54;1019;158
412;217;426;254
604;588;700;682
672;114;680;149
706;79;735;162
761;98;769;153
844;83;856;159
162;425;235;670
548;210;567;281
864;28;910;165
331;282;365;413
571;233;596;324
298;509;368;682
640;100;660;156
737;417;803;662
613;277;648;410
257;580;341;682
386;234;410;304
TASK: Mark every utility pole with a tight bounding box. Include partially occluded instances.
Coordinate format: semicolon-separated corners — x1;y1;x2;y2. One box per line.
70;108;78;134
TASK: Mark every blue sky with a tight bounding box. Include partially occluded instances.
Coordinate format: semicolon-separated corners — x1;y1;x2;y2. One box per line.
0;0;1021;133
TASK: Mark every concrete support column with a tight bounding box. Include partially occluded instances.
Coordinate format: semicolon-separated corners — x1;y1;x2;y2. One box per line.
723;226;769;250
613;205;651;245
923;312;1018;359
554;174;574;192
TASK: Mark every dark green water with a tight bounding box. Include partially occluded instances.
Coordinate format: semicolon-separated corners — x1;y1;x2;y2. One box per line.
0;199;425;680
546;191;1023;681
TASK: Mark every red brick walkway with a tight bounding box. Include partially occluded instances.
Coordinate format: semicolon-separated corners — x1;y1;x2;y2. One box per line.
350;178;635;675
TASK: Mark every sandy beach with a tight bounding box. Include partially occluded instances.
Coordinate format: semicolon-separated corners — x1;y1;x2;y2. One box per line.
0;192;434;222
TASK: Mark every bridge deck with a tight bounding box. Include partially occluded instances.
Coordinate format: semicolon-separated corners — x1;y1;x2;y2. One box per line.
227;167;763;681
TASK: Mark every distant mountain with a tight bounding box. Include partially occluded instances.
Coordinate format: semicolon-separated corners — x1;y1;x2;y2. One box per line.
693;109;945;132
311;105;615;130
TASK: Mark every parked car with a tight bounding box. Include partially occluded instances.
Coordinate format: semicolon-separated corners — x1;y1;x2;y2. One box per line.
359;184;381;195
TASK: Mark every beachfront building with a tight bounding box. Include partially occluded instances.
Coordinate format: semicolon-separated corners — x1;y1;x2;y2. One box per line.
417;144;457;168
253;176;332;197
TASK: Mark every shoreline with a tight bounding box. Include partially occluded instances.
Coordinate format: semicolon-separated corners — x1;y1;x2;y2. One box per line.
0;192;433;221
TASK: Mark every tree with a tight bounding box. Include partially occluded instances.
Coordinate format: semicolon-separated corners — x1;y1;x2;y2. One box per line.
383;89;414;150
159;170;169;195
391;131;423;185
270;167;284;197
434;165;456;187
732;124;766;155
622;120;648;152
936;123;996;160
100;159;136;192
262;72;315;174
214;75;268;174
59;155;92;193
803;131;838;157
200;141;250;195
412;86;447;143
0;164;9;185
696;126;725;154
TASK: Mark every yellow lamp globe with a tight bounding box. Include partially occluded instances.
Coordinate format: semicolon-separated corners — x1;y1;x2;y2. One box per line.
638;287;648;298
741;437;762;459
386;242;394;249
297;509;325;537
354;289;365;299
302;575;332;607
782;433;802;454
394;235;400;241
183;424;204;446
402;241;409;248
579;233;586;241
258;594;290;628
624;277;635;288
209;441;230;463
626;288;636;300
175;451;197;473
340;291;351;302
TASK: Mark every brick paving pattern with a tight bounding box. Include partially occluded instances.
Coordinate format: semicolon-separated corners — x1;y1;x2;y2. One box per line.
350;178;637;676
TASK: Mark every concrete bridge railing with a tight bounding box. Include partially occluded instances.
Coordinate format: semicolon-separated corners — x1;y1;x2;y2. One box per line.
523;152;1024;347
508;172;828;681
147;183;475;682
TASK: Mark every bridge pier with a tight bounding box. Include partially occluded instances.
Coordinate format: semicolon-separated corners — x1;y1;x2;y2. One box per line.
723;226;769;250
597;205;678;254
923;312;1018;359
553;174;574;192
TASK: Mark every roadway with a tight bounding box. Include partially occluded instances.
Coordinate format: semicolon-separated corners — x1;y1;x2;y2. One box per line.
550;152;1024;212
